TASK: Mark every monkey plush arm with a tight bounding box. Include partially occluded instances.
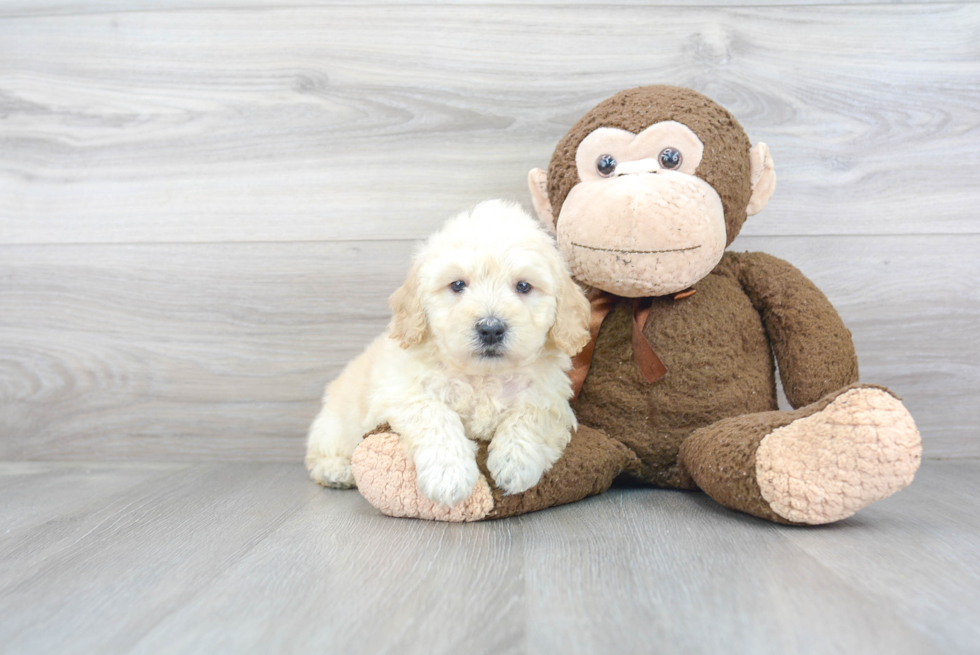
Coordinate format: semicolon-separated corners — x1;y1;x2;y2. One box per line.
732;251;859;408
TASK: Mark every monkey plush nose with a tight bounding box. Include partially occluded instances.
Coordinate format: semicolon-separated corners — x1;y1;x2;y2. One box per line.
476;317;507;345
614;158;661;176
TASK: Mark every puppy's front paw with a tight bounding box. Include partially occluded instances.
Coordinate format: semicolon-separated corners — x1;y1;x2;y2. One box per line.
306;453;355;489
414;445;480;507
487;445;546;496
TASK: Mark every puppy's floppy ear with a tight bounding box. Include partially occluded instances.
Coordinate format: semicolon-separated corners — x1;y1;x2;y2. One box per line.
388;264;426;348
549;270;591;357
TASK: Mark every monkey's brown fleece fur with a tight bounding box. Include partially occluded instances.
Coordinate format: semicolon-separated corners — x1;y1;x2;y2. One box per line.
480;425;639;519
574;250;860;492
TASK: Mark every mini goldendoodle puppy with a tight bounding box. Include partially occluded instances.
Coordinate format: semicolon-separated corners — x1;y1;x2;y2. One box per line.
305;200;591;506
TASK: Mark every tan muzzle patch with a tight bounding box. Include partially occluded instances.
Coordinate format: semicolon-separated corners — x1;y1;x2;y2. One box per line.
557;172;726;297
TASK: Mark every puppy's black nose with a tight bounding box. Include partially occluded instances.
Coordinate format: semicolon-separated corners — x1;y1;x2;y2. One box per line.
476;317;507;346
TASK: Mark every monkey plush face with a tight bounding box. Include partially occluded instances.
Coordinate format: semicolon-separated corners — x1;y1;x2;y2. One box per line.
559;120;724;297
529;86;776;297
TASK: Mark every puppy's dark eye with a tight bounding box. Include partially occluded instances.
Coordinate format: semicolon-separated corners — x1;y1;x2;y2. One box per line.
659;147;682;170
515;281;532;294
450;280;466;293
596;154;617;178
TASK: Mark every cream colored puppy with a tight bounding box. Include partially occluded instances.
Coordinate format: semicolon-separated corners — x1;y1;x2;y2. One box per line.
305;200;591;506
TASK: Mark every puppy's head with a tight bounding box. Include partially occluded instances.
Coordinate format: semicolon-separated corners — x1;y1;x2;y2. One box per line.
389;200;591;371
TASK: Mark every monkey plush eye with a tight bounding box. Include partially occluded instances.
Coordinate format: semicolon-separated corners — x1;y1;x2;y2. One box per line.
450;280;467;293
659;147;683;170
515;281;532;294
596;154;617;177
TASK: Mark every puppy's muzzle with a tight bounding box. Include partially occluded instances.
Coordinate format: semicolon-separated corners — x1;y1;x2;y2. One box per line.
475;317;507;351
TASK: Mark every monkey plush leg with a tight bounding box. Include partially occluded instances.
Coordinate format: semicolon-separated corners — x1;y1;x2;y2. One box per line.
351;426;638;522
483;425;640;519
679;384;922;525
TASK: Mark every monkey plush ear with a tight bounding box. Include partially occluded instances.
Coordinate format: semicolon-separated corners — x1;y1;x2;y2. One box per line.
527;168;557;234
388;264;426;348
747;142;776;216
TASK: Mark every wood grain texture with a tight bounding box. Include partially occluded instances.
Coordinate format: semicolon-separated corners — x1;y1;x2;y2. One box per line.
0;462;318;654
2;0;973;20
784;460;980;654
520;459;980;655
1;5;978;244
0;461;187;539
0;460;977;654
0;2;975;462
521;491;936;655
129;484;525;655
1;235;976;461
0;240;411;461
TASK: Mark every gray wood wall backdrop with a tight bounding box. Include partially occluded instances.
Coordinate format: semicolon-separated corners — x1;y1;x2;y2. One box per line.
1;1;978;462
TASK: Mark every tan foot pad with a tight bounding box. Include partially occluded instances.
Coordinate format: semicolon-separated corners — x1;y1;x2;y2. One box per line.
350;432;493;522
756;388;922;524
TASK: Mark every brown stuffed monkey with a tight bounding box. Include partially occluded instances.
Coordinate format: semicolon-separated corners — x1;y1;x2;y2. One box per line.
351;85;922;525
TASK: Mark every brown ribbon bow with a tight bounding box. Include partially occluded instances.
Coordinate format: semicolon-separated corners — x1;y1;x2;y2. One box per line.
569;287;696;400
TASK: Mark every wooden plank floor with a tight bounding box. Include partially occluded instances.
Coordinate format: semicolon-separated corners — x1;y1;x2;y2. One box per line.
1;459;977;654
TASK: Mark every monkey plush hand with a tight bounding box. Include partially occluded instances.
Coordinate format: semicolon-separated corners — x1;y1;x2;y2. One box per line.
351;86;922;525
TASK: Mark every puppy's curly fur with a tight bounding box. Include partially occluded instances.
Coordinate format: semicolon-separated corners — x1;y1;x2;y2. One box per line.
305;200;592;506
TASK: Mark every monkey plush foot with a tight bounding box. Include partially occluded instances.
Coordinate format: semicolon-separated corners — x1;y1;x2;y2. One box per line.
351;432;494;522
351;426;638;521
681;384;922;525
755;387;922;524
